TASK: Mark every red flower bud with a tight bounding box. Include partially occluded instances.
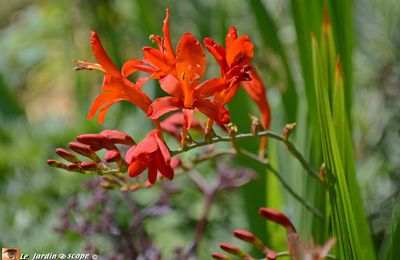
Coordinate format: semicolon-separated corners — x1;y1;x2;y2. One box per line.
104;150;121;163
258;208;296;233
100;129;135;145
81;161;98;171
211;252;232;260
76;134;115;151
219;243;245;256
56;148;80;163
47;159;68;170
233;230;262;246
67;163;81;172
68;142;100;162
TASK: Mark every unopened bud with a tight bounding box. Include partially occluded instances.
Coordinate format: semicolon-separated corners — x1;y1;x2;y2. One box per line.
67;163;81;173
68;142;100;162
282;123;296;140
233;229;264;249
47;159;68;170
219;243;246;257
99;182;114;190
81;161;98;172
250;114;262;135
258;208;296;233
100;130;136;146
211;252;232;260
104;150;121;163
56;148;80;163
227;123;238;138
77;134;115;151
101;175;119;184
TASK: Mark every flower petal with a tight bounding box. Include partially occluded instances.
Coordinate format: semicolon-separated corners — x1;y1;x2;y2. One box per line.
203;37;228;75
154;130;171;164
91;32;122;78
131;131;159;158
155;151;174;180
147;164;158;184
241;69;270;130
196;99;230;124
195;78;228;99
163;8;175;61
143;47;172;74
147;96;181;119
225;26;238;50
176;33;206;86
226;35;254;68
183;108;194;131
122;59;148;77
125;145;137;164
128;159;148;177
159;74;183;97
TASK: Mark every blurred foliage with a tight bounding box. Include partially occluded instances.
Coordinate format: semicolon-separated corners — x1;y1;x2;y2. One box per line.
0;0;399;258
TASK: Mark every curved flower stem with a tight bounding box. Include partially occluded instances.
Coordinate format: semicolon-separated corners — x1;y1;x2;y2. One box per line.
236;148;323;220
172;130;321;182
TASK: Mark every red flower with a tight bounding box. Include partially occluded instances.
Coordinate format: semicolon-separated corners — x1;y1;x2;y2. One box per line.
75;32;152;123
204;26;271;130
125;130;173;184
146;33;230;130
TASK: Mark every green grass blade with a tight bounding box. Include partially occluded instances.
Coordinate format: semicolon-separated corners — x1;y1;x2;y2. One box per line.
311;35;376;259
328;0;354;116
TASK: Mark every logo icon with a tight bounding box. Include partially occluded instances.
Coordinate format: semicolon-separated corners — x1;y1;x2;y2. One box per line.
2;248;20;260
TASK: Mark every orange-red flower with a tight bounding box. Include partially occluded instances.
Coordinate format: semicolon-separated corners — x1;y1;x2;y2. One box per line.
121;8;176;79
75;32;152;123
146;33;230;130
125;130;173;184
204;26;271;130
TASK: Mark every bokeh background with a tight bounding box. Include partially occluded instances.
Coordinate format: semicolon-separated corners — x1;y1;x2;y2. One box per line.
0;0;399;258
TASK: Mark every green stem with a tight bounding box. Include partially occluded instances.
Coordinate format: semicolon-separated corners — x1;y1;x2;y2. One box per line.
172;130;321;182
237;148;323;220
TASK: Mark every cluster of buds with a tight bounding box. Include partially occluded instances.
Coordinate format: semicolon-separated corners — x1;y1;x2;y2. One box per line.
48;129;133;174
212;208;335;260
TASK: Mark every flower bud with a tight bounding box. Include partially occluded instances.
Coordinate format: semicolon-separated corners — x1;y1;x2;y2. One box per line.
211;252;232;260
258;208;296;233
67;163;81;173
250;114;262;135
47;159;68;170
282;123;296;140
68;142;100;162
56;148;80;163
77;134;115;151
219;243;246;257
104;150;121;163
81;161;98;172
101;175;119;184
100;129;136;146
233;229;264;249
227;123;238;138
99;182;115;190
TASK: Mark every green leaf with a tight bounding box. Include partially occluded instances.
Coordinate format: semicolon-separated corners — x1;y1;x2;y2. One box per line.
311;35;376;259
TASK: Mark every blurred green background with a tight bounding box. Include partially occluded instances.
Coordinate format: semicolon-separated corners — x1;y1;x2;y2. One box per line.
0;0;399;258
